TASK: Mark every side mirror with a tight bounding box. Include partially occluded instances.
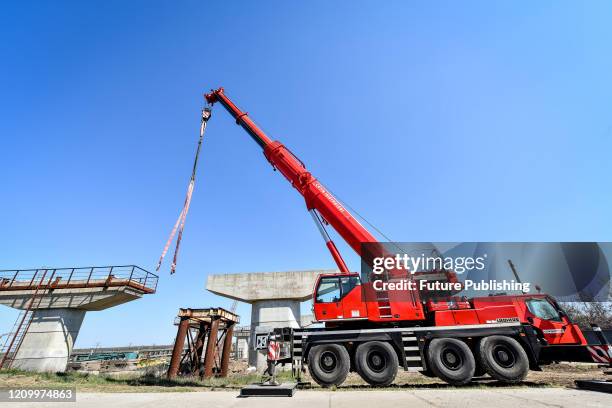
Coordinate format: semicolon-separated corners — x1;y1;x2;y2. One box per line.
527;316;534;324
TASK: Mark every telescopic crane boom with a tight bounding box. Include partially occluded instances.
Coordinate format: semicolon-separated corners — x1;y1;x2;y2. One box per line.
205;87;424;324
205;88;376;273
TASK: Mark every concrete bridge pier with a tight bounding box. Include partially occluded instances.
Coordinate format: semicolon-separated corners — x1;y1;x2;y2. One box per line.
250;299;301;368
206;269;334;370
11;308;85;372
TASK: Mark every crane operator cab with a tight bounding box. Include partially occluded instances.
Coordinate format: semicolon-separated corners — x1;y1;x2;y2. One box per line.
313;273;367;322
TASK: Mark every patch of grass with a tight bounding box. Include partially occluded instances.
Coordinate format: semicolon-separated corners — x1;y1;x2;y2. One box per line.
0;368;296;393
1;363;596;393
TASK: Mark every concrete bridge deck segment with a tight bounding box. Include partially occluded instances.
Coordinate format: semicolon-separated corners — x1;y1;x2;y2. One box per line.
206;269;335;302
0;285;149;311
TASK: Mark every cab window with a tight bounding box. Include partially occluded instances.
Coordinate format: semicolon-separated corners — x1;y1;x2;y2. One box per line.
316;277;341;303
340;276;360;295
526;299;562;322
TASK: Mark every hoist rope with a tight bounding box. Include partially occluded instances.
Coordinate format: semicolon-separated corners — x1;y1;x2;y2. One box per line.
324;185;408;256
156;107;212;274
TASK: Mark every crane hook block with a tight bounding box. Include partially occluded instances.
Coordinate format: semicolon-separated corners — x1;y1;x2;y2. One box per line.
202;107;212;122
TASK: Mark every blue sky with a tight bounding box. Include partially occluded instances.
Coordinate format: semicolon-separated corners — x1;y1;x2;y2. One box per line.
1;1;611;347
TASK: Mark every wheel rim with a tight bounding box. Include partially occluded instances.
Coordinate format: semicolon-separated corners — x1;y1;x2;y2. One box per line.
320;350;338;373
366;349;387;373
492;344;516;368
441;346;463;371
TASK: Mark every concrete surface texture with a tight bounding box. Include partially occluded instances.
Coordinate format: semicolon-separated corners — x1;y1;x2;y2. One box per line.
10;308;84;372
206;270;336;302
300;314;317;327
251;299;301;328
9;389;612;408
0;286;147;311
207;270;335;370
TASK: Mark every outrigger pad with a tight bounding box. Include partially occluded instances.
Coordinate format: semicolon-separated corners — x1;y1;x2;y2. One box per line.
575;380;612;394
239;382;297;397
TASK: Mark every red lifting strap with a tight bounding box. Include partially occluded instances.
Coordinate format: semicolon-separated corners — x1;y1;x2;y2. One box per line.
156;107;212;274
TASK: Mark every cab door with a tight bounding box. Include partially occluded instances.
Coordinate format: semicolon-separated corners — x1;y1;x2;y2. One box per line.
314;277;343;320
340;275;367;320
524;297;583;345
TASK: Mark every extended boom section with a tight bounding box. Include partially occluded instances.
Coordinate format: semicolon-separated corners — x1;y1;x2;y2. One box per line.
205;87;377;259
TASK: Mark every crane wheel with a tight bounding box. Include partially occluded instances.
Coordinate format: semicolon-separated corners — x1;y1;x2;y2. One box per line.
419;369;437;378
477;336;529;383
307;344;350;387
473;362;487;378
354;341;398;386
426;338;475;386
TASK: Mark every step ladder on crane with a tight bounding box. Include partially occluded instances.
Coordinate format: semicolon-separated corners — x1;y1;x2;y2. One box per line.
0;269;56;369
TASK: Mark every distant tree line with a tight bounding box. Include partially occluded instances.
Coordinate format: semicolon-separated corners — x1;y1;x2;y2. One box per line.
561;302;612;329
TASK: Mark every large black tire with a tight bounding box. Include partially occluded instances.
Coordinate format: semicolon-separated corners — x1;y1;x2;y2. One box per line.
477;336;529;383
354;341;399;386
473;362;487;378
419;369;437;378
427;338;475;385
307;344;350;387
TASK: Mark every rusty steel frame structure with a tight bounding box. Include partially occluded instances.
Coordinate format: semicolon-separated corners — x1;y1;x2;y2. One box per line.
167;307;239;379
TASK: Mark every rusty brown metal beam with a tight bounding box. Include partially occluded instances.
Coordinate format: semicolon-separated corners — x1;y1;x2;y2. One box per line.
194;322;207;377
219;322;235;377
167;316;190;379
177;307;239;323
202;317;219;379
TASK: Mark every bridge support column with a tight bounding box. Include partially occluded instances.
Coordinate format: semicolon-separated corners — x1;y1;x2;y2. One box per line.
11;308;85;372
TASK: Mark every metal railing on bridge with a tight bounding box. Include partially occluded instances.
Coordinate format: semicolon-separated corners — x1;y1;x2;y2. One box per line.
0;265;158;294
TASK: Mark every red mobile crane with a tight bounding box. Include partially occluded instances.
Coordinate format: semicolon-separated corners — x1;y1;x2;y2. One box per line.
204;88;611;387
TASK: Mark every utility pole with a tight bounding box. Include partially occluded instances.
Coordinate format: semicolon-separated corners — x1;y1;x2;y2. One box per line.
507;259;522;283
